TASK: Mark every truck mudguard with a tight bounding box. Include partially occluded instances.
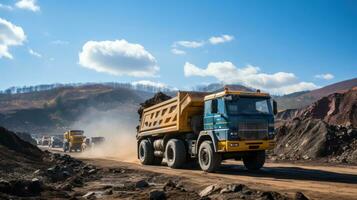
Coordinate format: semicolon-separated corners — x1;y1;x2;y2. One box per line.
195;130;219;154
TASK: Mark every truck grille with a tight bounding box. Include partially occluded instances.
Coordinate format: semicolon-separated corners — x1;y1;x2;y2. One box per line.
238;121;268;140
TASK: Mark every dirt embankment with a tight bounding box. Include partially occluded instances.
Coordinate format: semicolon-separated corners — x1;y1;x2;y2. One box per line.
274;89;357;164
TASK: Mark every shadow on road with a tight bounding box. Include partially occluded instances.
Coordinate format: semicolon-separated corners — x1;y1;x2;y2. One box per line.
214;164;357;184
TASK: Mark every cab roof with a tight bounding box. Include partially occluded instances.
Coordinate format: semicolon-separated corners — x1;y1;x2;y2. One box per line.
204;89;270;101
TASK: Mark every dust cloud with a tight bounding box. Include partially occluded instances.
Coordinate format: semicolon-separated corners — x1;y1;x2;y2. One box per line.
70;107;138;162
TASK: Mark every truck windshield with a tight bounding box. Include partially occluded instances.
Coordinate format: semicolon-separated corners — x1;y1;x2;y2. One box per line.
226;96;272;115
71;132;83;136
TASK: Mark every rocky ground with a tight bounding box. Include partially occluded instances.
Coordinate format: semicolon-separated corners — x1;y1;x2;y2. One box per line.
1;126;310;200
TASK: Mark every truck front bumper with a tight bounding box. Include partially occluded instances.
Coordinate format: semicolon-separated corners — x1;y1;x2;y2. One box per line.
217;140;275;152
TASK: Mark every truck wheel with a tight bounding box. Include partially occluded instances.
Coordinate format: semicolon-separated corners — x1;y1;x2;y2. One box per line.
165;139;186;168
139;139;155;165
243;150;265;170
198;141;221;172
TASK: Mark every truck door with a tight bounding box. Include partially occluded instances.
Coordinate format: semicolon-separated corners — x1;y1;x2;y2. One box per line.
204;98;225;130
213;98;228;140
204;100;214;130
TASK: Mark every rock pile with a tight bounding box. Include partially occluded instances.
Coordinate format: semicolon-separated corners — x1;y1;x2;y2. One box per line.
0;127;100;199
198;183;308;200
274;89;357;163
0;152;100;199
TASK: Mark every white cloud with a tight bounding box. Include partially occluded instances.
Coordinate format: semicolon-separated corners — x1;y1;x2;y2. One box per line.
0;18;26;59
315;73;334;80
184;62;318;94
132;80;167;88
51;40;69;45
209;34;234;45
0;3;13;10
171;34;234;55
171;48;186;55
15;0;40;12
79;39;159;77
173;40;205;48
28;48;42;58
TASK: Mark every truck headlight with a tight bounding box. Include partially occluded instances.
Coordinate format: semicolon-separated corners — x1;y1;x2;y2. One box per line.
230;132;238;136
268;131;275;139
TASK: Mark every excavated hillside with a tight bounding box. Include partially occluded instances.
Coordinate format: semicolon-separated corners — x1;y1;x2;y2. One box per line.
274;88;357;164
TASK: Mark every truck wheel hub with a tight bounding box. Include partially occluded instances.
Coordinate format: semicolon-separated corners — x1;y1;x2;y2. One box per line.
167;147;174;162
200;149;209;166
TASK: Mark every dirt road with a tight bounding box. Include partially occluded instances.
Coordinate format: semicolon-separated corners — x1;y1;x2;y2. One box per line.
67;155;356;200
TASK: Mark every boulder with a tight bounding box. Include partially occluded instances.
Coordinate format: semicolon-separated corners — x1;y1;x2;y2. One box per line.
135;180;149;188
295;192;309;200
220;184;244;194
103;188;113;195
83;191;96;199
199;184;220;197
149;190;166;200
0;180;10;193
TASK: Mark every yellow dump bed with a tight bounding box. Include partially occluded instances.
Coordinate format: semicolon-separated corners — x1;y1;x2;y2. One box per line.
138;91;209;137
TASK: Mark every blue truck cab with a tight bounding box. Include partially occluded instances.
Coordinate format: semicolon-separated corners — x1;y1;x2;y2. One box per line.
196;88;277;171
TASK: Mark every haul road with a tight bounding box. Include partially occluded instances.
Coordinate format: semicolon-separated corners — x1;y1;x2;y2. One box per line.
136;88;278;172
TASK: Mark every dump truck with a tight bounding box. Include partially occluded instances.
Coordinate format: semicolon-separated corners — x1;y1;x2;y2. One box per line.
137;88;277;172
63;130;85;152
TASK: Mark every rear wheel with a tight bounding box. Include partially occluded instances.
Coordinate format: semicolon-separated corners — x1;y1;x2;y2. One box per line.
243;150;265;170
165;139;186;168
198;141;221;172
138;139;155;165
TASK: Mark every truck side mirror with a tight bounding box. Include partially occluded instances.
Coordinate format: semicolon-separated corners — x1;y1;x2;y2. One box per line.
211;99;218;113
273;100;278;115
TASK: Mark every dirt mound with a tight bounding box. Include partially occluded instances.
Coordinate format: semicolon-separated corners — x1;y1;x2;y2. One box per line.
0;126;42;159
274;89;357;163
14;132;37;146
137;92;171;132
274;118;357;163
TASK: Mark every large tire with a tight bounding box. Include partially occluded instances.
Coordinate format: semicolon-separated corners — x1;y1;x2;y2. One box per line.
243;150;265;170
165;139;186;168
198;141;222;172
138;139;155;165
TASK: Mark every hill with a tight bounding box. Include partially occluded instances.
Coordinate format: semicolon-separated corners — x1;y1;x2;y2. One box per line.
0;84;154;135
274;78;357;110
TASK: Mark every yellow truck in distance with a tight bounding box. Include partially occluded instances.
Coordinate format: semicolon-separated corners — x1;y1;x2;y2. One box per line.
63;130;85;152
137;88;277;172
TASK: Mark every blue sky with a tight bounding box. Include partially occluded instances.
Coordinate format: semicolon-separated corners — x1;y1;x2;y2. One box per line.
0;0;356;94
